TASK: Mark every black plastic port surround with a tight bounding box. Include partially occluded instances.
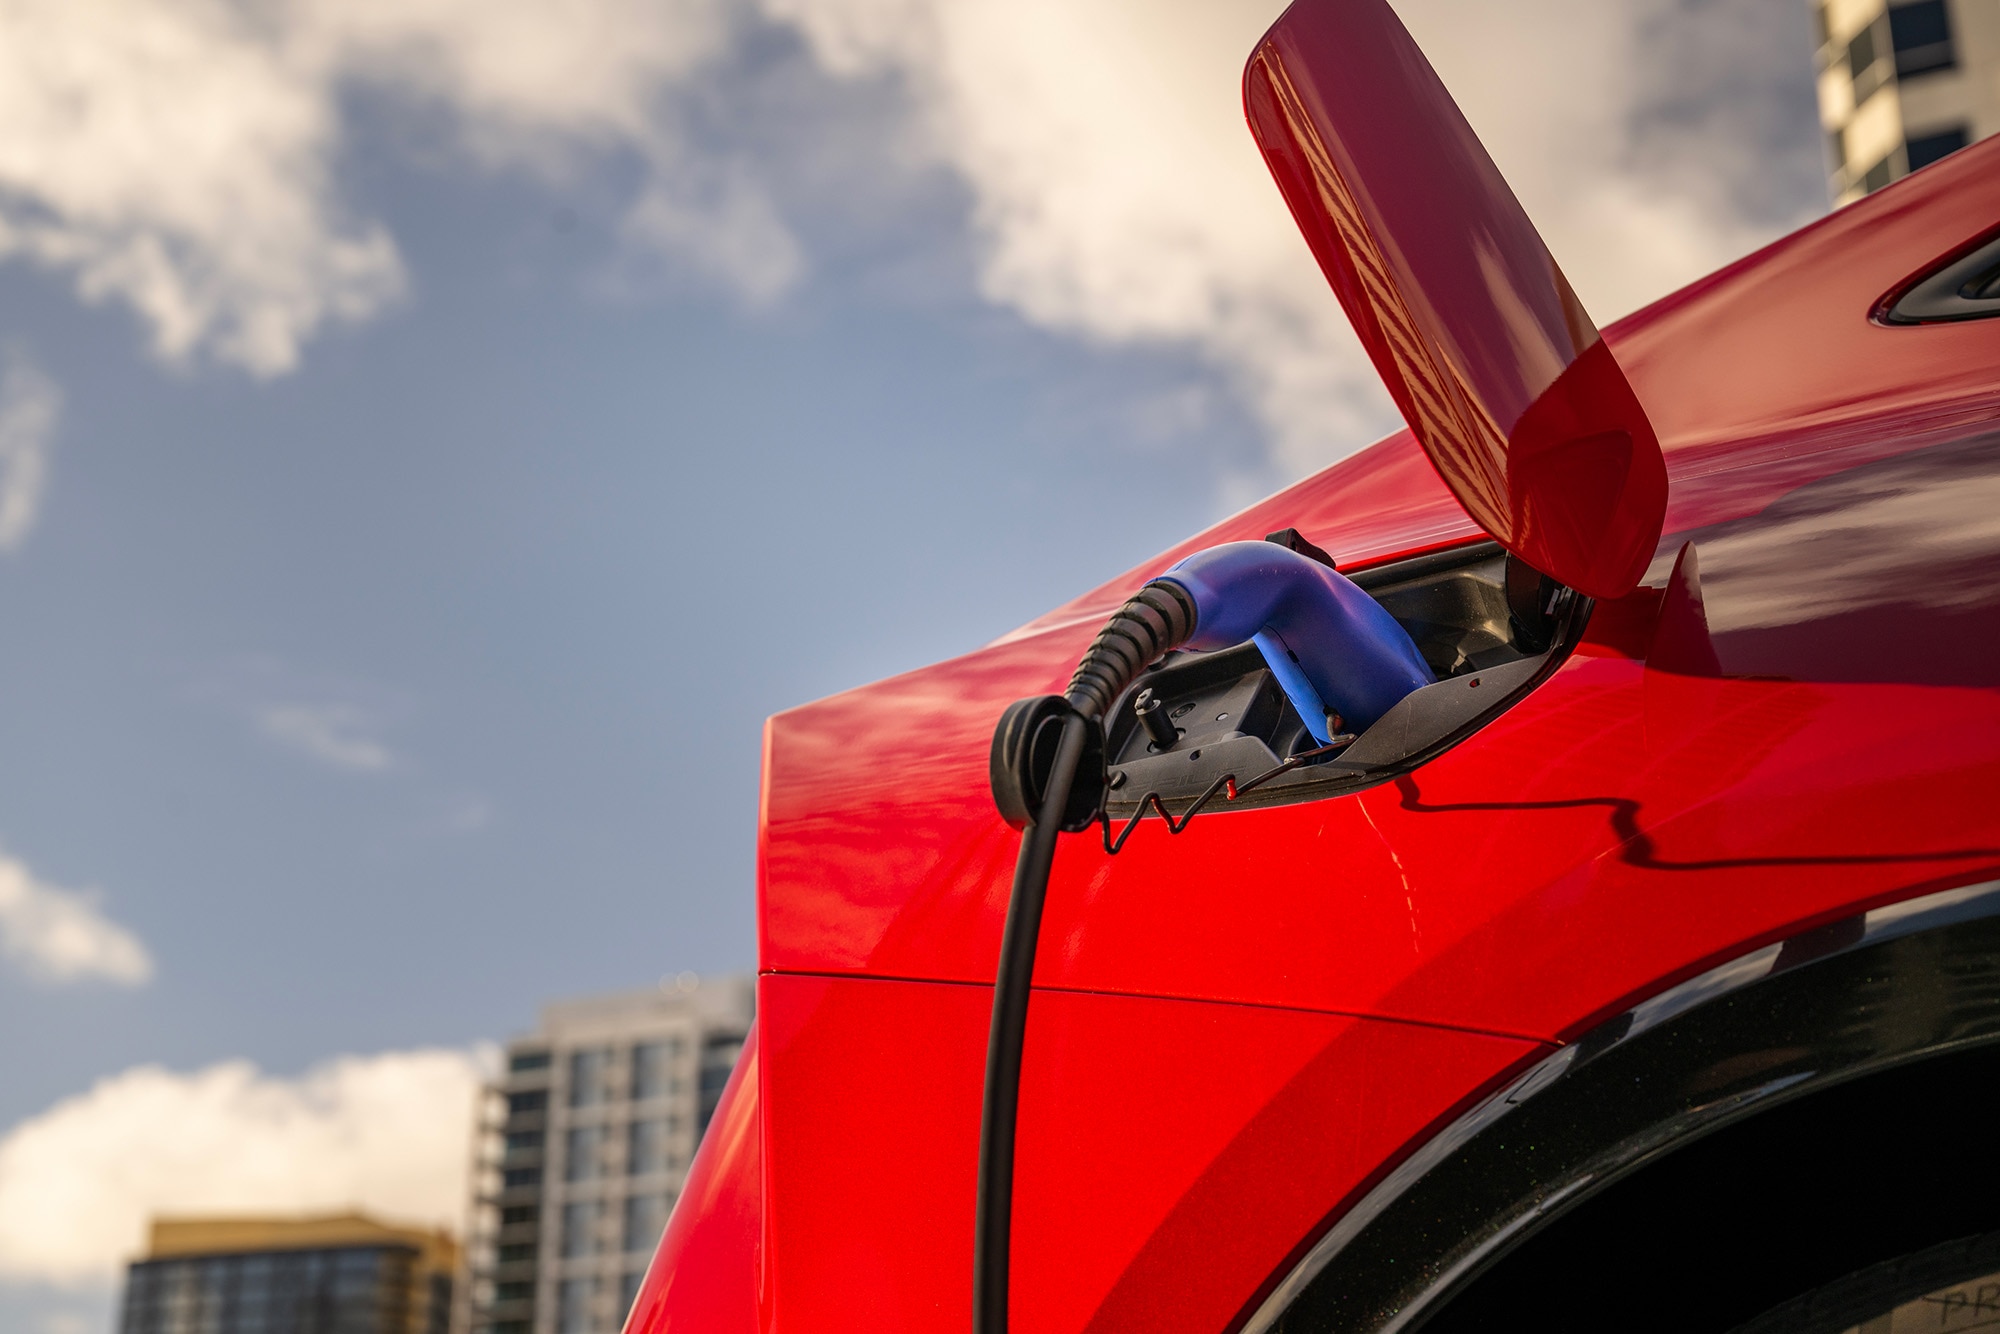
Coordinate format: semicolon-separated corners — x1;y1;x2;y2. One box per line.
1099;541;1583;816
1880;229;2000;323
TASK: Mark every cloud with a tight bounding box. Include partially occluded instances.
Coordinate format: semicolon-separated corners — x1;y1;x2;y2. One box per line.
0;0;789;376
765;0;1823;477
0;0;1821;475
291;0;732;150
1393;0;1822;317
0;353;56;550
0;1048;488;1286
256;702;396;772
622;162;805;305
765;0;1378;476
0;0;404;376
0;849;151;987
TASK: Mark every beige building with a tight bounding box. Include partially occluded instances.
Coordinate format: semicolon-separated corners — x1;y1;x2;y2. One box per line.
1816;0;2000;201
460;976;754;1334
120;1212;458;1334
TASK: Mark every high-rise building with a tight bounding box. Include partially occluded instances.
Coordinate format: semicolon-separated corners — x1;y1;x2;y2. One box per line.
460;975;755;1334
1814;0;1999;202
118;1213;457;1334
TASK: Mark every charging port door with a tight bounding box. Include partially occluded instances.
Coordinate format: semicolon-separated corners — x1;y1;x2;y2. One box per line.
1244;0;1667;601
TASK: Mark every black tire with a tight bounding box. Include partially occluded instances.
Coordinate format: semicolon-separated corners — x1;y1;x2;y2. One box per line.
1731;1232;2000;1333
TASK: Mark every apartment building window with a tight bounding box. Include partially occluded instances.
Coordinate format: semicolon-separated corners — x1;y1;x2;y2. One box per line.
1861;152;1897;193
1890;1;1956;77
619;1268;649;1323
556;1276;598;1334
1848;17;1891;104
697;1036;744;1131
622;1194;671;1254
627;1119;669;1176
564;1125;604;1182
560;1201;603;1258
567;1048;609;1107
630;1040;682;1101
1907;125;1971;170
509;1049;551;1073
506;1089;547;1116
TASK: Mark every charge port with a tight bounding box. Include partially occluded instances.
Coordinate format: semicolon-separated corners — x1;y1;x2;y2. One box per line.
1101;541;1578;814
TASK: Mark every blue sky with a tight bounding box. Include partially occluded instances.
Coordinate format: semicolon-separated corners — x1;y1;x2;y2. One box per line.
0;1;1822;1328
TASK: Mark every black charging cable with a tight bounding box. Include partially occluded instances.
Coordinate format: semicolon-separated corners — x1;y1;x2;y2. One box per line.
976;580;1196;1334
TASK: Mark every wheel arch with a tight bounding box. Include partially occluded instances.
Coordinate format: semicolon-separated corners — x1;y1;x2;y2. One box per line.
1246;877;2000;1334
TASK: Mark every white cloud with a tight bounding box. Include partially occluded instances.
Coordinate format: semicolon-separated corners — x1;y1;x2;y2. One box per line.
291;0;732;150
0;353;57;550
0;1048;487;1286
0;0;789;376
765;0;1376;476
623;162;805;305
765;0;1822;477
0;0;403;376
0;849;151;987
256;702;395;772
0;0;1819;474
1393;0;1819;317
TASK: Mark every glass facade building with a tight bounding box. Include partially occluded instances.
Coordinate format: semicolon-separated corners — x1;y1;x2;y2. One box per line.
118;1214;455;1334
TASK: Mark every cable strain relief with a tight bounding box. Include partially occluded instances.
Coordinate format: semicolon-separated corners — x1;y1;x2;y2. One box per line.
1064;578;1196;720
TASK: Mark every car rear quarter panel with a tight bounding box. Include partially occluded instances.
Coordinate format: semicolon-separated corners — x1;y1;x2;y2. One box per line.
648;139;2000;1334
756;973;1540;1333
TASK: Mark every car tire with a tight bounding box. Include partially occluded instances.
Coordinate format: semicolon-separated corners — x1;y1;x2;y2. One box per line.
1731;1231;2000;1333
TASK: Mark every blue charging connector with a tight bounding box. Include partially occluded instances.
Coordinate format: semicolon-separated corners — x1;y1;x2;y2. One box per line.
1156;541;1434;739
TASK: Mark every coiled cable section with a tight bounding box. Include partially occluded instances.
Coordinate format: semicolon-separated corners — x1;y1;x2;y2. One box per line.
976;577;1197;1334
1063;579;1197;719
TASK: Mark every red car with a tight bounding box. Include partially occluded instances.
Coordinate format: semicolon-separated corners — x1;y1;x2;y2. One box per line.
630;1;2000;1330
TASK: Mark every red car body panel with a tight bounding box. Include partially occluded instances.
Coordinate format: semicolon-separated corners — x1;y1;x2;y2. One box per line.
751;975;1538;1333
633;54;2000;1334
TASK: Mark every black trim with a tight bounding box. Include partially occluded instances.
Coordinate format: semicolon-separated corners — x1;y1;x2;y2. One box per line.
1246;878;2000;1334
1880;230;2000;324
1342;540;1506;591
